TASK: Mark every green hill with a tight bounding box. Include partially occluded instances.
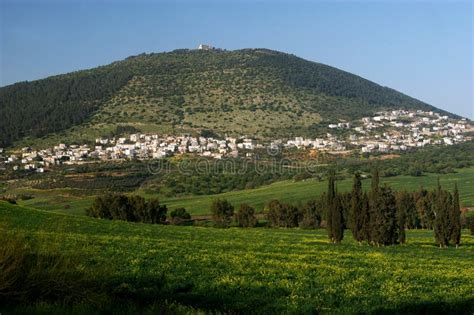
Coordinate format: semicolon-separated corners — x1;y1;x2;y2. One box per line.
0;48;453;147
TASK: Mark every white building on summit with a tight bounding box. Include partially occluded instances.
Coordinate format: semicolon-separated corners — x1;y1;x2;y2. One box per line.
198;44;214;50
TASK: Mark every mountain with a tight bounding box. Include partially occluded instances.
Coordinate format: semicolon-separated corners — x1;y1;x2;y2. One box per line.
0;48;454;147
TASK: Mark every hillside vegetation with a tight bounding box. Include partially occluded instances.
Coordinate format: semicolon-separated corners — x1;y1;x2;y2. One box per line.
13;166;474;216
0;48;450;147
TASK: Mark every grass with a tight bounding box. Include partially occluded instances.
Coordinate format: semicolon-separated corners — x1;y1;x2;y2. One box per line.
1;201;473;314
157;167;474;215
15;166;474;216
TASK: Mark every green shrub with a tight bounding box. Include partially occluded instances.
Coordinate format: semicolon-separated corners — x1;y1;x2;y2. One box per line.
236;204;257;227
86;194;167;224
170;207;191;225
211;199;234;228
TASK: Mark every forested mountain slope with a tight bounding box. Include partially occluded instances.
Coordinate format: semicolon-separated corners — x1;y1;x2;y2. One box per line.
0;48;452;147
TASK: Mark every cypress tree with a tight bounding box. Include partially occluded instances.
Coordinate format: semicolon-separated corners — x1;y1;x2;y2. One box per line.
381;185;398;245
424;191;436;229
415;186;434;229
371;167;379;192
350;172;364;243
405;193;419;229
331;194;344;244
450;183;461;247
433;179;450;248
396;191;407;244
360;192;371;242
371;185;398;246
326;171;336;242
369;168;381;245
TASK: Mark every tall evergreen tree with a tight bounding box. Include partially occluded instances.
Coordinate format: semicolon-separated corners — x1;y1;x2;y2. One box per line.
350;173;364;243
326;171;336;242
371;185;398;246
450;182;461;247
414;186;434;229
360;192;371;242
371;167;380;192
331;194;344;244
368;167;381;245
405;193;419;229
433;179;450;248
396;191;408;244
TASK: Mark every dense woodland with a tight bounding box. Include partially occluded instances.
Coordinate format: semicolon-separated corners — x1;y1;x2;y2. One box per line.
0;67;132;147
0;48;452;147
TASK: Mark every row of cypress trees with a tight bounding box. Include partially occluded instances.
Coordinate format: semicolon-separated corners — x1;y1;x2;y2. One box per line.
326;169;462;247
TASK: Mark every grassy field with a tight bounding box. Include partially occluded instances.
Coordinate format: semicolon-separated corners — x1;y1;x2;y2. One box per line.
1;201;473;314
18;166;474;216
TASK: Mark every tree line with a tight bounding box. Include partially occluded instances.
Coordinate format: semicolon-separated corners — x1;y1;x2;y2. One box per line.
86;194;167;224
210;169;465;247
85;171;468;247
86;193;192;225
326;169;462;247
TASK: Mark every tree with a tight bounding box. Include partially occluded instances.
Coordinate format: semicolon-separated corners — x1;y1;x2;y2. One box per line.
266;200;284;228
331;195;344;244
86;194;166;224
368;167;381;245
404;193;419;229
449;183;461;247
129;195;147;222
396;191;408;244
433;180;450;248
170;207;191;225
371;167;380;192
414;186;434;229
299;199;322;229
211;199;234;228
87;194;113;219
339;192;352;229
146;198;167;224
371;185;398;246
265;200;300;228
325;171;344;243
236;204;257;227
326;171;336;241
359;192;371;242
350;173;364;243
281;203;301;228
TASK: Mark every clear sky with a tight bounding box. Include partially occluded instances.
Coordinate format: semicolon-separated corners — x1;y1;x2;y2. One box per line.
1;0;472;118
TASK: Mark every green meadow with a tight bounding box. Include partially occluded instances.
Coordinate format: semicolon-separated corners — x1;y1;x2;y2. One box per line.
1;201;473;314
17;166;474;216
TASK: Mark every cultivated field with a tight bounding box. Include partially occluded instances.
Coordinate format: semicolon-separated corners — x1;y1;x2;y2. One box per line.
1;201;473;314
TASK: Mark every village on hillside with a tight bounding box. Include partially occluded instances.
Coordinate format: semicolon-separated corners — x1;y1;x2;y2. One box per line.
1;109;472;173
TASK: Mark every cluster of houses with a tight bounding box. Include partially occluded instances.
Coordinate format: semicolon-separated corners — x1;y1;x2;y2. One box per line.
352;110;471;153
0;110;471;172
1;136;260;172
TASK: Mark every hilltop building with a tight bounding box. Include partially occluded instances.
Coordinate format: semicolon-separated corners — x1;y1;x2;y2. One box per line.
198;44;214;50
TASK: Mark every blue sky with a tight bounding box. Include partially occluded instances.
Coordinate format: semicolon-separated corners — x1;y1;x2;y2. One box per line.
1;0;472;118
